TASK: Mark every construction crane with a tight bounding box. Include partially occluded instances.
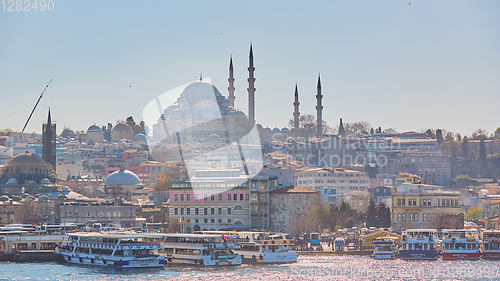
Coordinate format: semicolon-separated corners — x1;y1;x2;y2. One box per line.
21;79;53;133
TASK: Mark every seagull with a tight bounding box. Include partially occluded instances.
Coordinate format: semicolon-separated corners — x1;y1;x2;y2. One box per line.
129;85;132;88
408;2;411;4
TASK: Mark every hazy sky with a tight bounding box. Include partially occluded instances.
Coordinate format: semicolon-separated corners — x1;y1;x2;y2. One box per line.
1;0;499;136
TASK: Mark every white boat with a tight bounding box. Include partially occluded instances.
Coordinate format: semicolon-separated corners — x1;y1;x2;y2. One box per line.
481;230;500;260
200;231;297;263
55;232;165;268
372;237;398;259
399;229;438;260
440;229;480;260
156;233;241;266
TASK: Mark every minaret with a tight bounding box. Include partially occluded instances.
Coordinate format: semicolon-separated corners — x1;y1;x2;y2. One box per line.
42;109;56;170
228;56;235;107
247;44;256;123
339;118;346;137
293;83;300;129
316;74;323;137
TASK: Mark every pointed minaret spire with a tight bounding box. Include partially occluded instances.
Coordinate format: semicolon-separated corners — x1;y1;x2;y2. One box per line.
293;83;300;129
228;56;235;107
339;118;346;137
316;74;323;137
47;108;52;124
247;43;256;123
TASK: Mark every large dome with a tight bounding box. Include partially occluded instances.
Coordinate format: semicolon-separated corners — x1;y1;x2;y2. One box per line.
8;152;46;165
179;81;223;105
103;169;142;186
113;123;132;132
87;125;101;133
133;133;147;142
61;129;76;138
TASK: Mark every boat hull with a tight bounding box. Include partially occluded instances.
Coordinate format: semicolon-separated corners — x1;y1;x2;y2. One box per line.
399;250;437;260
481;252;500;260
238;251;297;263
58;252;165;269
163;254;241;266
441;251;480;260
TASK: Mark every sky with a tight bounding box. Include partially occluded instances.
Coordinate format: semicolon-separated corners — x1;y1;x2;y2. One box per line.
1;0;499;137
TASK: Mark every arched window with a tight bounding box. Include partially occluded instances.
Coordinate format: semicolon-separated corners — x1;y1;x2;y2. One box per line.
233;205;244;211
113;212;117;217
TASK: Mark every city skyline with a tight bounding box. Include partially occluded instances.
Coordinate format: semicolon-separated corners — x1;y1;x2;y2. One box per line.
1;1;499;136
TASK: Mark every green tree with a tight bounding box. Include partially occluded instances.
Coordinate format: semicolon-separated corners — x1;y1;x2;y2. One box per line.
377;202;392;228
461;136;469;159
465;206;482;223
479;137;487;163
366;198;377;227
436;129;444;145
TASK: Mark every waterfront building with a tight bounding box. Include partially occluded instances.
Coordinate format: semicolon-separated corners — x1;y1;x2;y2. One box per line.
392;183;463;232
269;186;318;234
58;200;136;227
342;190;370;211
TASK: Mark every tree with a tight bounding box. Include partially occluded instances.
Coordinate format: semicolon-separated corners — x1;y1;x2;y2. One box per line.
455;133;462;142
377;202;392;228
436;129;444;145
383;128;397;135
287;114;333;134
366;199;377;227
370;128;375;135
425;129;435;139
494;127;500;139
465;207;481;224
479;137;487;164
461;136;469;159
333;121;371;138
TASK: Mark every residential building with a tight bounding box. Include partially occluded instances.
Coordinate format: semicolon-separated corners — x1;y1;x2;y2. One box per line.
342;190;370;211
392;183;462;232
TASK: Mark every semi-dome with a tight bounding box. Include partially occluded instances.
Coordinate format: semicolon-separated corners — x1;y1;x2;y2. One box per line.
6;178;18;185
206;134;221;143
113;123;132;132
40;178;51;184
87;125;101;133
281;128;289;132
272;128;280;132
103;169;142;186
133;133;147;142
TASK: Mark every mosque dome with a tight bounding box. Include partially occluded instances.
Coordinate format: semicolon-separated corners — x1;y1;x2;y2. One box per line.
206;134;221;143
181;81;221;102
40;178;51;184
272;128;280;132
234;110;245;116
6;178;18;185
61;129;76;138
103;169;142;186
257;124;263;129
133;133;147;142
264;128;271;132
87;125;101;133
113;123;132;132
9;152;46;166
281;128;290;132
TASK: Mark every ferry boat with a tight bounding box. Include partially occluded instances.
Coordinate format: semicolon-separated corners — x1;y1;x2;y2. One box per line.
372;237;398;259
157;233;241;266
199;231;297;263
56;232;165;268
440;229;480;260
399;229;438;260
481;230;500;260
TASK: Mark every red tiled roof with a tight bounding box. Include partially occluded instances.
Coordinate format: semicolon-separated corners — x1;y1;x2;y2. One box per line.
270;186;317;194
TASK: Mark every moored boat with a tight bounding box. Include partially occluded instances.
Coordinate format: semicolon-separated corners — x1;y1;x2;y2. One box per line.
440;229;480;260
372;236;398;259
157;233;241;266
399;229;438;260
481;230;500;260
55;232;165;268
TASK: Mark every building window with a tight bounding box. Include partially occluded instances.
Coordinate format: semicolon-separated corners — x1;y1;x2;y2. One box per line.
174;194;178;201
211;194;215;201
180;194;184;201
195;194;199;201
211;219;215;223
423;213;427;221
455;199;458;206
218;219;223;223
186;208;190;215
410;214;413;221
228;194;231;201
398;213;401;221
233;194;238;201
240;194;244;201
437;199;440;206
204;194;208;201
180;208;184;215
218;194;223;201
234;205;244;211
195;219;199;223
211;208;215;215
227;207;232;215
414;213;418;221
402;213;406;221
446;199;450;206
204;219;208;223
218;208;222;215
204;208;208;215
195;208;199;215
228;219;232;223
428;199;431;206
245;194;249;201
187;194;191;201
174;208;178;215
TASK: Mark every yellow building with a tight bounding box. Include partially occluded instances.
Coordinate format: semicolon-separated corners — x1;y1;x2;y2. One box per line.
392;183;462;232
